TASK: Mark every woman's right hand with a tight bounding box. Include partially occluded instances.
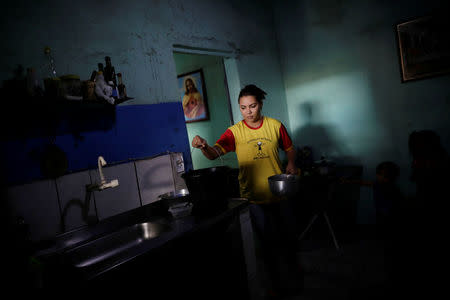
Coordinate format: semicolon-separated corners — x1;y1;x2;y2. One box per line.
192;135;208;150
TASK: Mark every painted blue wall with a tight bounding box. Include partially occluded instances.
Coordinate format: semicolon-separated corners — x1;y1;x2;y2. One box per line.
1;103;192;186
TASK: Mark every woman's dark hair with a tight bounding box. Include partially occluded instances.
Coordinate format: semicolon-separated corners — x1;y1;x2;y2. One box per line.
238;84;267;103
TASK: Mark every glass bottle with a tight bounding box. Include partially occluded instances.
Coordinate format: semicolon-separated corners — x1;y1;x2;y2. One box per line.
90;70;97;82
117;73;127;99
111;66;117;87
44;46;57;78
26;67;37;97
104;56;112;83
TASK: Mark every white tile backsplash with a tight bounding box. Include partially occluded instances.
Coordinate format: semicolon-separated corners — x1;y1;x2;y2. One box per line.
136;154;175;205
90;162;141;221
55;170;94;232
5;154;182;241
7;179;61;241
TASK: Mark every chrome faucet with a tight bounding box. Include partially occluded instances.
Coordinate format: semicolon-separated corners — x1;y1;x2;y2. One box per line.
98;156;107;184
87;156;119;191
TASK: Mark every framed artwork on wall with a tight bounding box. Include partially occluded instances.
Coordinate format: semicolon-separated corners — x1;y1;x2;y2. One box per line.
177;69;209;123
396;15;450;82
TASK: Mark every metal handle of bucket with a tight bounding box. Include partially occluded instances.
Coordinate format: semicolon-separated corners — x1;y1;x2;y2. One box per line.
191;146;224;166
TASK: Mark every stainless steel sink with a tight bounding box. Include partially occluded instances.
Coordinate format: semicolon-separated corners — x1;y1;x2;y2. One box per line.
64;221;172;268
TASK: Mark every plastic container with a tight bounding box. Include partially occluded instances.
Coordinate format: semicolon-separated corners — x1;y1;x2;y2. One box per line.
44;77;63;99
60;74;81;98
168;202;193;218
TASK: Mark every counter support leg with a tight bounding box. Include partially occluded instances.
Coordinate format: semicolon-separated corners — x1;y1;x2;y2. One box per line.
239;207;264;300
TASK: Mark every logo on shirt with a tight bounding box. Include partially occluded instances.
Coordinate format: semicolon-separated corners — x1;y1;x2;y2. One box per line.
253;141;269;160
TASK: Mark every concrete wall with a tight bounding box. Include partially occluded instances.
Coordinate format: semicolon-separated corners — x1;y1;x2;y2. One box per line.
1;0;286;108
1;0;287;185
273;0;450;223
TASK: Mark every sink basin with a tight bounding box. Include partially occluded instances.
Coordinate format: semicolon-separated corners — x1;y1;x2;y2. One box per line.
64;221;172;268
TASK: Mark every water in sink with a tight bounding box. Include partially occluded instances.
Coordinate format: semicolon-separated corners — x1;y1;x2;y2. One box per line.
65;221;172;268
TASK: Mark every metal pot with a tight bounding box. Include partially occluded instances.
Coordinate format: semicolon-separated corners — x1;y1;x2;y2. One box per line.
159;188;190;201
158;189;191;211
268;174;300;197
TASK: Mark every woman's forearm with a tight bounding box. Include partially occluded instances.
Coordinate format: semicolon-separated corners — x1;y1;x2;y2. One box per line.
200;144;221;160
287;148;297;166
285;148;299;174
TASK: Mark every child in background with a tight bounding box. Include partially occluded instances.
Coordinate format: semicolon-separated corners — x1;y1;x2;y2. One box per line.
340;161;402;236
341;161;402;289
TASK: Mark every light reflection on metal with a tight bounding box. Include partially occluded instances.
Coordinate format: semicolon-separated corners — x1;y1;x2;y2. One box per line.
65;221;172;268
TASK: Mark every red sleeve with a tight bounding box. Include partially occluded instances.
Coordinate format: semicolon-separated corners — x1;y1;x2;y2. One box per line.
215;129;236;153
279;123;293;151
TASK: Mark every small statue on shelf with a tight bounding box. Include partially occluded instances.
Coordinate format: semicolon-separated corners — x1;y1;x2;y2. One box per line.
94;71;115;104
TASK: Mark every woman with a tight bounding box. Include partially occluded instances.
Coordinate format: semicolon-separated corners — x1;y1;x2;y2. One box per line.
191;84;303;297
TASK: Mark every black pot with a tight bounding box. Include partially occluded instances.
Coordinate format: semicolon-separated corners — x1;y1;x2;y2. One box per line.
182;166;231;217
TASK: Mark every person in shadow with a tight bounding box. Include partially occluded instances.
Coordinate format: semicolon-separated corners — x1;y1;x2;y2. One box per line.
340;161;403;288
293;102;354;164
408;130;450;219
340;161;402;235
406;130;450;293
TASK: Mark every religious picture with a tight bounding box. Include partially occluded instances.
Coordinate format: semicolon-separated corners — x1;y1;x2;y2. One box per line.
177;69;209;123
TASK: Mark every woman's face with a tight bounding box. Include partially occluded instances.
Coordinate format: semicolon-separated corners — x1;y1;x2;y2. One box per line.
239;95;262;123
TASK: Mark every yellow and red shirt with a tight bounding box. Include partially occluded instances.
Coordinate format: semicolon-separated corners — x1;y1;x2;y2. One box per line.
215;116;294;204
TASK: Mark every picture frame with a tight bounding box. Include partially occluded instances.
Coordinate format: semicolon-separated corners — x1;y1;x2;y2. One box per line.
177;69;209;123
396;15;450;82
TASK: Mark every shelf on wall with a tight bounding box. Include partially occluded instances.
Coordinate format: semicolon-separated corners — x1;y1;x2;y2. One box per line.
0;96;133;140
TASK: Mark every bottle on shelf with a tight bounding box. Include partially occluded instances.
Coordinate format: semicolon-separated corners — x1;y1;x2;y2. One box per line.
109;80;119;99
90;70;97;82
104;56;113;83
114;69;121;99
117;73;127;99
44;46;57;78
111;66;117;87
26;67;37;97
43;46;62;99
